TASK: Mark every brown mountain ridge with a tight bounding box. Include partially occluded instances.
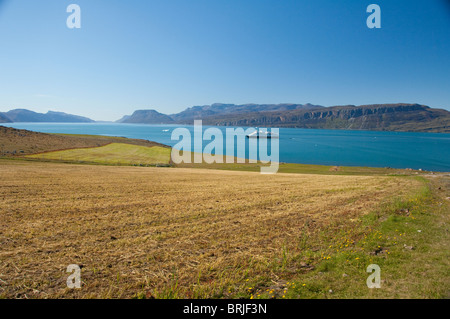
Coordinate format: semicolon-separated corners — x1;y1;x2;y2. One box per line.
118;103;450;133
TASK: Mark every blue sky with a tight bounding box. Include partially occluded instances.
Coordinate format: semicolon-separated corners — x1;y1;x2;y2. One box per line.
0;0;449;121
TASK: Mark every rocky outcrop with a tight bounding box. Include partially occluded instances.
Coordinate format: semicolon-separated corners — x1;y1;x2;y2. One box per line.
118;110;175;124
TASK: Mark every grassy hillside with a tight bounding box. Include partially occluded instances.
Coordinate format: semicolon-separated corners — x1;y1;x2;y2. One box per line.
26;143;171;166
0;160;448;299
0;125;168;157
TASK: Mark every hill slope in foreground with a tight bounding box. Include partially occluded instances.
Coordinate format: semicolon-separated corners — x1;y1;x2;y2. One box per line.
0;126;168;157
0;160;448;299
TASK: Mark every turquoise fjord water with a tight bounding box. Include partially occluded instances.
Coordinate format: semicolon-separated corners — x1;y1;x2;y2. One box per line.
3;123;450;172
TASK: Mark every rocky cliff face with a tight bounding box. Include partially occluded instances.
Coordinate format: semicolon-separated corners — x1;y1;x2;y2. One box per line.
200;104;450;132
115;103;450;133
302;104;426;119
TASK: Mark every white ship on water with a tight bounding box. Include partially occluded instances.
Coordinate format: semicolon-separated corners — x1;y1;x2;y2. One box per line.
246;130;279;139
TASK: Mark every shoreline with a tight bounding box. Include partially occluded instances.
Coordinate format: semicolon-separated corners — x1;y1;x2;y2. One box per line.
3;121;450;134
1;124;449;174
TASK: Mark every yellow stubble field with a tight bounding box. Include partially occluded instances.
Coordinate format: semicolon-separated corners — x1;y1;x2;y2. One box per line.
0;160;421;298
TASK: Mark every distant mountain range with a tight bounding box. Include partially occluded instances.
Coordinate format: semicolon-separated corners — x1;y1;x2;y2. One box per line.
118;103;450;133
169;103;322;123
0;109;94;123
0;113;11;123
2;103;450;132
